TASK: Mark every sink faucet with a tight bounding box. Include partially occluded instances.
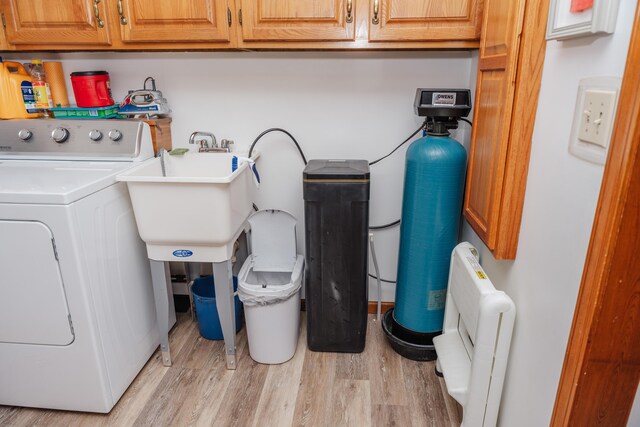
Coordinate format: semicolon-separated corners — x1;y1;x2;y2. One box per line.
188;132;233;153
189;131;217;150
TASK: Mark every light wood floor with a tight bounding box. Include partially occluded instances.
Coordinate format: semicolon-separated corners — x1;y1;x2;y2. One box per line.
0;312;462;427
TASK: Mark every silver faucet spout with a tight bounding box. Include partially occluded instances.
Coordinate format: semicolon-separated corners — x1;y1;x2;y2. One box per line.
189;131;217;149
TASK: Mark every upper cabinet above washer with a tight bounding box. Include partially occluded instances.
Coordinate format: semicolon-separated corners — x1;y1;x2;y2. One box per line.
1;0;112;47
116;0;233;45
0;0;235;50
237;0;356;42
0;0;483;50
368;0;483;42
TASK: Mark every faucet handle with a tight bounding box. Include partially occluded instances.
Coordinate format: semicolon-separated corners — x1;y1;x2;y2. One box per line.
220;139;234;149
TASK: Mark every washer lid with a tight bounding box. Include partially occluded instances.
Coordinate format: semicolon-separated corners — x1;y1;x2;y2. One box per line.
249;210;298;272
0;160;131;204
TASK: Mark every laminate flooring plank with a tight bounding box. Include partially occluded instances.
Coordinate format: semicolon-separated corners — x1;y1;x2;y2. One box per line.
327;379;372;427
171;365;234;427
0;406;41;426
132;367;198;426
104;314;198;427
371;404;413;427
291;349;337;426
438;375;463;426
167;314;203;366
180;335;224;370
231;325;250;361
31;411;107;427
368;317;409;406
192;334;241;427
99;354;173;427
212;342;269;427
129;319;245;427
335;351;370;381
0;323;192;427
402;358;452;427
0;314;460;427
251;320;307;427
0;407;75;427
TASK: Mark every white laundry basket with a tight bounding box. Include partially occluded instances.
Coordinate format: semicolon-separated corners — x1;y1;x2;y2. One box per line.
238;210;304;364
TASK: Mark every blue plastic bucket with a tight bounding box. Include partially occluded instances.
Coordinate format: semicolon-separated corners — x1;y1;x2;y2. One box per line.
191;275;243;340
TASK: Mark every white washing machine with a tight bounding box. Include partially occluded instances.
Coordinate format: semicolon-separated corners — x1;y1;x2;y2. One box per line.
0;119;175;413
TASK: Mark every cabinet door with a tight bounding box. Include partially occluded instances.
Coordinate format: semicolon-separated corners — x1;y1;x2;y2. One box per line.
464;0;548;259
0;21;12;50
238;0;355;42
369;0;482;42
117;0;231;43
2;0;111;46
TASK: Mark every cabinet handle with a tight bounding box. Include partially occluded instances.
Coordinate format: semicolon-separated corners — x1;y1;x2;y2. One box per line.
93;0;104;28
346;0;353;23
372;0;379;25
117;0;128;25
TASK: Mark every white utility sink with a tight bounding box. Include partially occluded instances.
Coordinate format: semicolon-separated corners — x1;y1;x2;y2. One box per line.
116;152;259;262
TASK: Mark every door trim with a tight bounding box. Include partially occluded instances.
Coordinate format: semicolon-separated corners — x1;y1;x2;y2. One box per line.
551;2;640;425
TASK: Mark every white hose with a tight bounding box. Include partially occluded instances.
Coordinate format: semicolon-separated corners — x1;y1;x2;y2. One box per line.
369;233;382;322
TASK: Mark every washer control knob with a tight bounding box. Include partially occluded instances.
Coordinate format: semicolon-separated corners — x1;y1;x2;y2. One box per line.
108;129;123;141
18;129;32;141
51;127;70;143
89;129;103;141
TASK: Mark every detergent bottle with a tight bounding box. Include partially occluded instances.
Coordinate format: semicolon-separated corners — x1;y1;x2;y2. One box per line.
0;58;39;119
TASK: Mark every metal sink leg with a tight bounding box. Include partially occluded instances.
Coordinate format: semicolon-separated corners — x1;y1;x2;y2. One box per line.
150;259;172;366
213;259;237;370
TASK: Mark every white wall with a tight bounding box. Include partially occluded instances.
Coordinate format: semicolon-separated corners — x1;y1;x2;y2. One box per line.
460;1;637;425
3;50;474;302
629;386;640;427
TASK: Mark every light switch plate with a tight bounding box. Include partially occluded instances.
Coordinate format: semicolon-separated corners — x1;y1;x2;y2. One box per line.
578;89;617;148
569;77;621;165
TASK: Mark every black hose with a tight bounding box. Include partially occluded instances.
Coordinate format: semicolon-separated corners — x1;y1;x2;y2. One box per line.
368;273;396;284
369;120;427;166
248;128;307;165
369;219;400;230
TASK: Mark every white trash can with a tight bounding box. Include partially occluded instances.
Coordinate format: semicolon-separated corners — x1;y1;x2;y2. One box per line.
238;210;304;364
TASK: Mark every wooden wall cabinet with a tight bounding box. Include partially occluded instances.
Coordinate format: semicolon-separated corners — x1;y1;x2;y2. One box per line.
464;0;549;259
0;0;235;50
368;0;483;42
0;0;482;50
1;0;111;47
116;0;233;45
237;0;355;42
235;0;482;48
0;13;11;50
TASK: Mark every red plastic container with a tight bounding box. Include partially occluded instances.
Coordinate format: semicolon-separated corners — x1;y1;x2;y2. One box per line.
70;71;114;107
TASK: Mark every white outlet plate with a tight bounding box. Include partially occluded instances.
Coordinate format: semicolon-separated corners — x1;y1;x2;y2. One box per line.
569;77;621;165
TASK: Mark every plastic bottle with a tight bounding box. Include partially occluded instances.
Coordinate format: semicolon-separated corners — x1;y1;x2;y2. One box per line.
30;59;53;117
0;57;39;119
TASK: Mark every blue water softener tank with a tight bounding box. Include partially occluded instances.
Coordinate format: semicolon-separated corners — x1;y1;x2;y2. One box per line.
385;89;470;361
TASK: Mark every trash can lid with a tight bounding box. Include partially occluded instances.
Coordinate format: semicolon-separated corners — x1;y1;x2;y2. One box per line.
249;209;298;272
